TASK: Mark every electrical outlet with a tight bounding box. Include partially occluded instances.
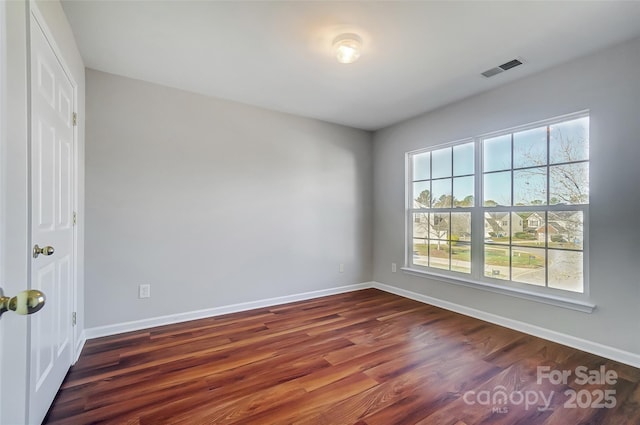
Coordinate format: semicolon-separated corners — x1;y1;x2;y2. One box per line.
391;263;397;273
339;263;344;273
139;284;151;299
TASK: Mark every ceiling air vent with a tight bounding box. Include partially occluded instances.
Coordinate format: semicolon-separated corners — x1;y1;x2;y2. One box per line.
481;58;524;78
499;58;523;71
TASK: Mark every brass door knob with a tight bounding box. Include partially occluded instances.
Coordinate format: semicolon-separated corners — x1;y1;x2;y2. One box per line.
0;289;46;317
33;244;55;258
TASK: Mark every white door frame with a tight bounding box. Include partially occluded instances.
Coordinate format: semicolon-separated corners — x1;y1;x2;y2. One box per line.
0;1;79;423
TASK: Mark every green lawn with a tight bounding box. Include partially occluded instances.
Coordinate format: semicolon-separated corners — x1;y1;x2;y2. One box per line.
485;247;544;268
414;243;544;269
414;243;470;261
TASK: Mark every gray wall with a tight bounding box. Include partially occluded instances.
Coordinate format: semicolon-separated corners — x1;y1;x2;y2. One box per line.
373;37;640;356
85;69;372;327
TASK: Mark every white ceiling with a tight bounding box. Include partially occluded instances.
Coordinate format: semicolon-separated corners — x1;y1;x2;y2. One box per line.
61;1;640;131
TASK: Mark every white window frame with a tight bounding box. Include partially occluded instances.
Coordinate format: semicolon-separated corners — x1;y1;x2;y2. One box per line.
404;111;594;313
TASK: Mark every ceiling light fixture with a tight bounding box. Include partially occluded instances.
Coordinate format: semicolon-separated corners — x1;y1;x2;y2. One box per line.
333;33;362;64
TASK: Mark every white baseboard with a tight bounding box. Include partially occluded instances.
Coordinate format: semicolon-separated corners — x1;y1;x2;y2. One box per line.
372;281;640;369
84;282;373;340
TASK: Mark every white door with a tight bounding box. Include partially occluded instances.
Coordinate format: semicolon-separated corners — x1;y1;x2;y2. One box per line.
28;10;75;424
1;1;32;424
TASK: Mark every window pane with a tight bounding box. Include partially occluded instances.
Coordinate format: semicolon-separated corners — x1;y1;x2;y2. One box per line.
514;126;547;168
429;213;450;240
513;168;547;206
453;176;474;207
413;152;431;181
547;211;583;250
550;116;589;164
483;134;511;172
451;212;471;242
511;247;545;286
413;181;431;208
431;178;452;208
452;243;471;274
483;171;511;206
484;212;510;245
429;241;450;270
412;238;429;267
484;245;510;280
432;147;452;179
548;250;583;292
453;142;474;176
549;162;589;205
412;213;430;239
517;212;545;246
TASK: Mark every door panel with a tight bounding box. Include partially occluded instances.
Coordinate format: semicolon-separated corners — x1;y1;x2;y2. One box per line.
29;11;75;423
32;262;55;389
35;121;56;228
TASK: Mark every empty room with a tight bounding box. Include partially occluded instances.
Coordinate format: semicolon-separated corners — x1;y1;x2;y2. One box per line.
1;1;640;424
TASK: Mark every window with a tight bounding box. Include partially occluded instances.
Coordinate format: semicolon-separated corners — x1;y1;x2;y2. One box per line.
411;142;474;274
407;112;589;300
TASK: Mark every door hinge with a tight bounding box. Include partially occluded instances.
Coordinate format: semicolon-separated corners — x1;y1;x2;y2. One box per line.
72;312;77;326
72;112;77;127
73;212;77;226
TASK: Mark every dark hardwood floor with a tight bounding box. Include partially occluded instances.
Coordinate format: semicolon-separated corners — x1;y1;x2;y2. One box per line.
45;289;640;424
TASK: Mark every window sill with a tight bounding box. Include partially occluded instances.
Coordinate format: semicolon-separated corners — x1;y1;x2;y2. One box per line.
400;267;595;313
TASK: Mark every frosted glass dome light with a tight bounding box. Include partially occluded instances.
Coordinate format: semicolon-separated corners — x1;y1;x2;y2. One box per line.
333;33;362;64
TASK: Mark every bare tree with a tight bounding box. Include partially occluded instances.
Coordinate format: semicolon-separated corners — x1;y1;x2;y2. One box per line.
514;121;588;205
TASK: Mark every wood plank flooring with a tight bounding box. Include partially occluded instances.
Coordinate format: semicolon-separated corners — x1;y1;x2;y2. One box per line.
45;289;640;424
